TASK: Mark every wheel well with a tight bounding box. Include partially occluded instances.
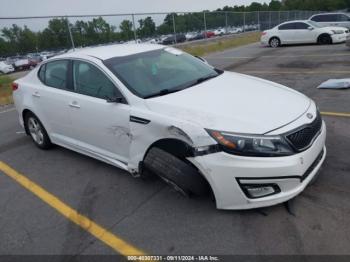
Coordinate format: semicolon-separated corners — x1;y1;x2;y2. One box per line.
143;138;194;161
22;109;33;135
269;36;280;44
318;33;331;41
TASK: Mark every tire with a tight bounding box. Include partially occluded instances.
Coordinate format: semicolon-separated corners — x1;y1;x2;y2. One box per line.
318;34;332;45
143;147;209;196
269;37;280;48
24;112;52;149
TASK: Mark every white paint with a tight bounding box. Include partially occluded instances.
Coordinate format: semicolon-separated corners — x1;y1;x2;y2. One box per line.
12;44;327;209
261;20;349;47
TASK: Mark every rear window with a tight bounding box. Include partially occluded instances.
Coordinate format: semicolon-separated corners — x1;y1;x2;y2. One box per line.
278;23;295;30
311;14;338;22
39;60;70;90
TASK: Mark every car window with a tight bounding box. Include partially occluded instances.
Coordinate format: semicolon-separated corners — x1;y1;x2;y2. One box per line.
338;14;350;22
38;64;46;83
294;22;309;29
44;60;69;89
73;60;117;99
278;23;295;30
104;48;219;98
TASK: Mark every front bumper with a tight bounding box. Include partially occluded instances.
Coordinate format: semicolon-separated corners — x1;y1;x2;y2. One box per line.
189;121;326;210
331;33;347;43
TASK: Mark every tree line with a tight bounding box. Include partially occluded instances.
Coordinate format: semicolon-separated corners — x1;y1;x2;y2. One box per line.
1;0;349;56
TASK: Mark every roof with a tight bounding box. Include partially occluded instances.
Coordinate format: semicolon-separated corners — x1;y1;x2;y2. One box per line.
58;43;164;60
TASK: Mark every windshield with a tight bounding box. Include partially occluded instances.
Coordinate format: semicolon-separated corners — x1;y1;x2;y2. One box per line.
307;20;322;28
104;48;221;98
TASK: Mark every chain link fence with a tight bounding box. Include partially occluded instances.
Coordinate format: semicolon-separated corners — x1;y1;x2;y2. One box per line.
0;10;324;57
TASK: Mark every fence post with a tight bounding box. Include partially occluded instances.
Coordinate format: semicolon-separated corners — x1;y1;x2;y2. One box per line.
203;11;207;39
225;11;228;33
278;10;281;24
257;11;260;31
172;13;177;44
269;11;272;29
243;12;246;32
66;16;75;50
132;14;137;43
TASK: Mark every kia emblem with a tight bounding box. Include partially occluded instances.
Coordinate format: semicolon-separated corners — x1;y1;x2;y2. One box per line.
307;113;313;119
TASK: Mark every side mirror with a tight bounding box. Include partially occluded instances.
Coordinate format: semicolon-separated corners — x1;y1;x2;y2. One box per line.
308;26;314;30
106;96;124;103
195;55;209;65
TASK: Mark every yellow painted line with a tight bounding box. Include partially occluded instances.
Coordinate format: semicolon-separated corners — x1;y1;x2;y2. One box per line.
0;161;146;256
321;111;350;118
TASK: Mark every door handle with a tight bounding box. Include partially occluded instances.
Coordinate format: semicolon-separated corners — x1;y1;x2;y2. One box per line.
69;101;80;108
32;91;40;98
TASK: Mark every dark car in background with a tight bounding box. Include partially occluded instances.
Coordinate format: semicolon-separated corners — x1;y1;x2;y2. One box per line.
162;34;186;45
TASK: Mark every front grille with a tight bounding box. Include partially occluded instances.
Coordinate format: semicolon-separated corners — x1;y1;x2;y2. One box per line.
285;112;322;151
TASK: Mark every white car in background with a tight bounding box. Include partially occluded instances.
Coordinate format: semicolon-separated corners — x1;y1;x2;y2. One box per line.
0;61;15;74
214;28;226;36
310;13;350;29
12;44;326;210
261;20;349;48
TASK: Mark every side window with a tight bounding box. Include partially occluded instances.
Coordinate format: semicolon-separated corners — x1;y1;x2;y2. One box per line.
44;60;69;89
278;23;295;30
311;15;323;22
324;14;337;22
338;14;350;22
311;14;337;22
294;22;309;29
73;60;117;99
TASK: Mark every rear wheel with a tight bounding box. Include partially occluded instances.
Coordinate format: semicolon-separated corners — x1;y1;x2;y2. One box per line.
143;147;209;196
269;37;281;48
318;34;332;45
24;113;52;149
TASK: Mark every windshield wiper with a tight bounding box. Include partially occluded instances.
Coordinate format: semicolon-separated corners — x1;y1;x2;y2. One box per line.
143;88;182;99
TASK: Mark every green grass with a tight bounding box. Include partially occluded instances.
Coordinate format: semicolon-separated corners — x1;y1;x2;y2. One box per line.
179;31;261;57
0;75;14;106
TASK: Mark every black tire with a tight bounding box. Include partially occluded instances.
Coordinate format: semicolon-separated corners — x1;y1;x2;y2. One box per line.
269;37;280;48
318;34;332;45
24;112;52;149
143;147;209;196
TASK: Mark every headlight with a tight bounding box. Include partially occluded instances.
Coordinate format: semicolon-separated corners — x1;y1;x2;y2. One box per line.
331;30;344;34
206;129;294;157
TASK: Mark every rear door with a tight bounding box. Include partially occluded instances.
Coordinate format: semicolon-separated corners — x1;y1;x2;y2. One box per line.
32;59;75;145
293;22;315;43
278;22;297;43
337;14;350;29
68;59;131;164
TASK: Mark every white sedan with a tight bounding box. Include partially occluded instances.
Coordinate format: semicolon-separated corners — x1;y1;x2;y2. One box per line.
0;61;15;74
261;20;349;47
12;44;326;210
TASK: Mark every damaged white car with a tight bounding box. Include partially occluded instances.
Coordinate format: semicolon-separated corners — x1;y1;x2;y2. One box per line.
12;44;326;210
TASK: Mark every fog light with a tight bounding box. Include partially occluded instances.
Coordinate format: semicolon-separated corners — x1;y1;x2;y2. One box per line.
241;184;280;199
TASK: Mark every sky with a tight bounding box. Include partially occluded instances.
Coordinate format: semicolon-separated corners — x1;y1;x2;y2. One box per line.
0;0;267;31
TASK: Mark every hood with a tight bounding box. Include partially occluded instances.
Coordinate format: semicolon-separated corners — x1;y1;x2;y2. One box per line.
146;72;310;134
323;26;349;32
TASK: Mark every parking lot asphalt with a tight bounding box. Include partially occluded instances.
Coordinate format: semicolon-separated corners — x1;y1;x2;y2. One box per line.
0;43;350;256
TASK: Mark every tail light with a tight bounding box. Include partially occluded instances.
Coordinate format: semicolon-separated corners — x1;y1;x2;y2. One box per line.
11;82;19;91
261;31;267;36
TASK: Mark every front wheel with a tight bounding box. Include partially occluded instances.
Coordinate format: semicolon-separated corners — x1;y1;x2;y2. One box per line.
143;147;209;196
25;113;52;149
318;34;332;45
